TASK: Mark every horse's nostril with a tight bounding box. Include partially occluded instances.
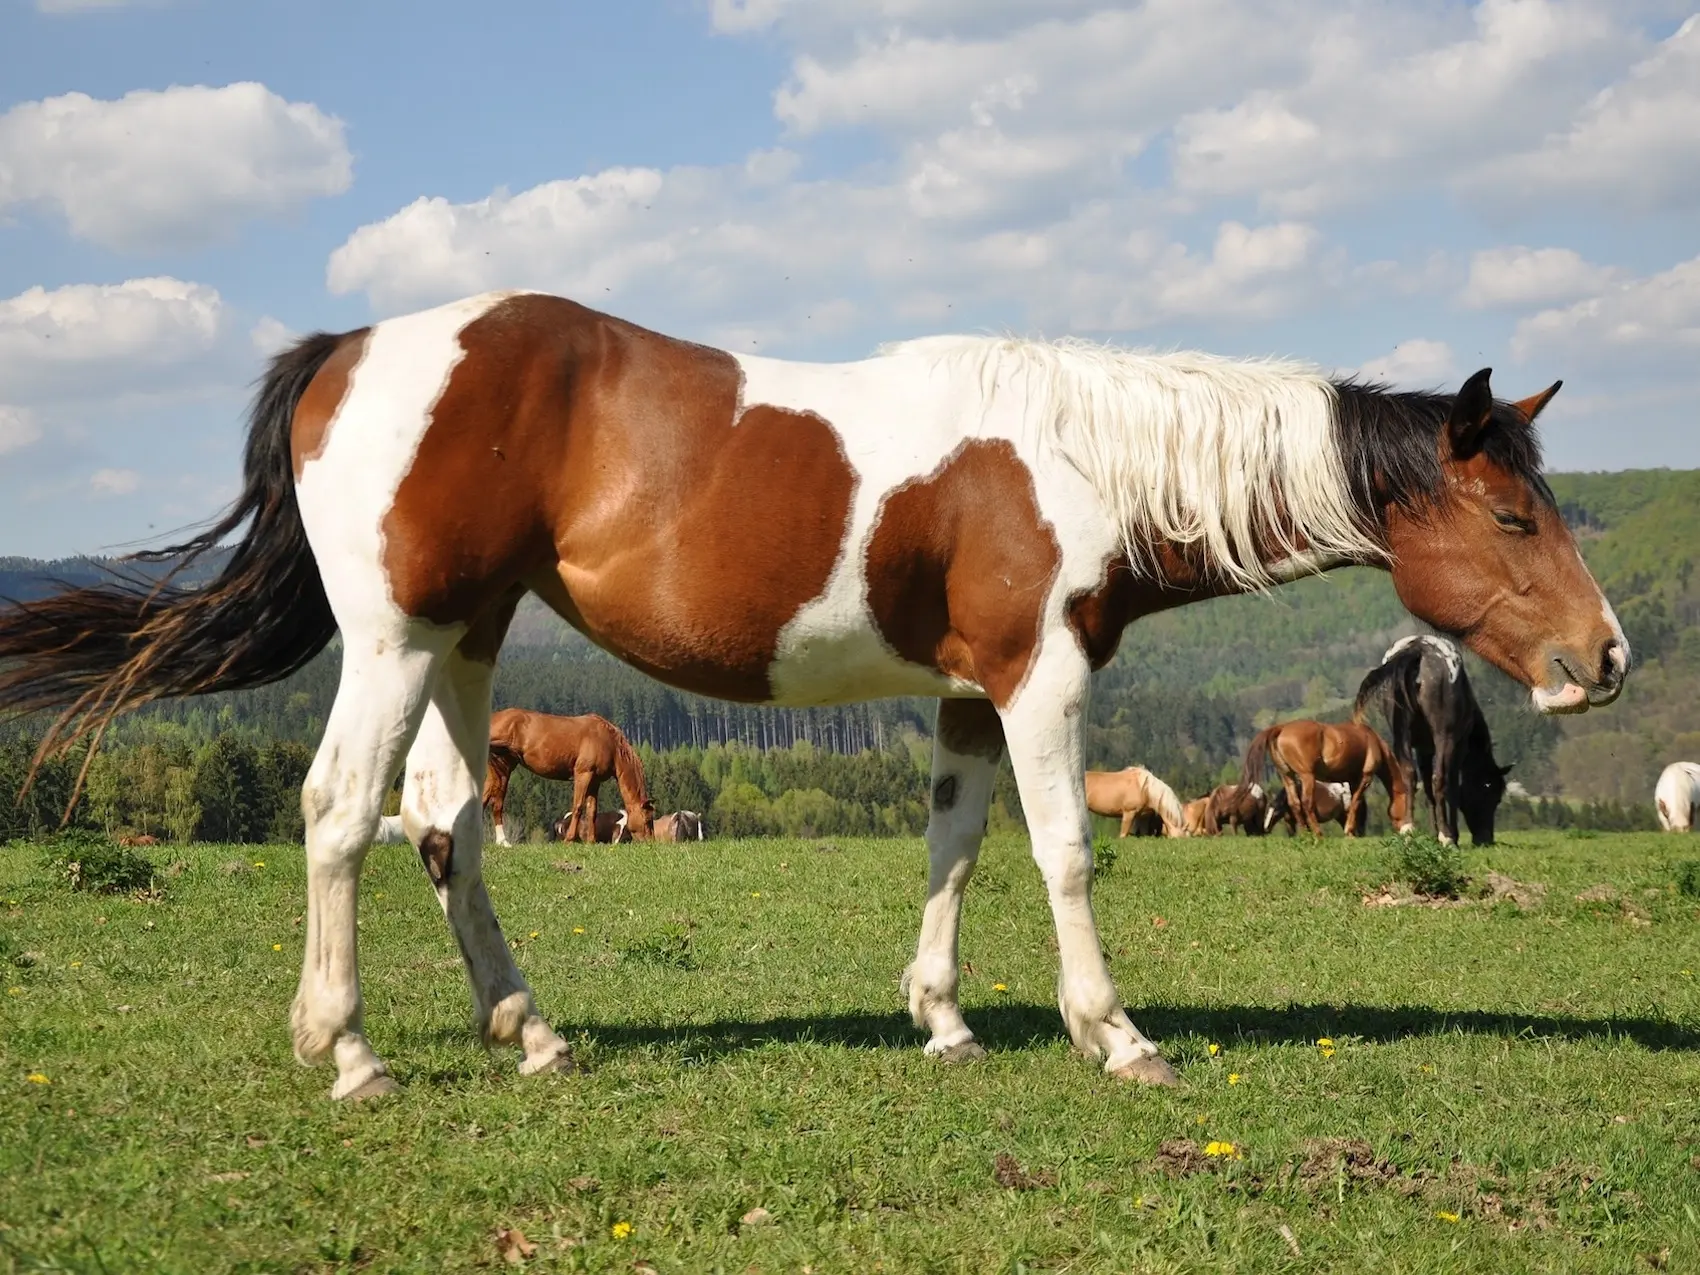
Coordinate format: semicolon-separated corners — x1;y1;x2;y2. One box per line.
1601;639;1628;685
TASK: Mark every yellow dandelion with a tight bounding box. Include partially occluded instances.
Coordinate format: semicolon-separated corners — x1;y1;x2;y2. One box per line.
69;961;82;969
529;931;540;939
610;1221;633;1240
253;861;265;869
1316;1037;1334;1048
1207;1042;1220;1057
572;926;586;935
26;1073;49;1084
375;892;386;900
1420;1063;1435;1073
272;944;282;951
750;891;761;898
1195;1113;1208;1125
1321;1047;1336;1058
1435;1211;1460;1223
1203;1141;1240;1159
1228;1073;1241;1085
7;987;21;996
992;982;1008;993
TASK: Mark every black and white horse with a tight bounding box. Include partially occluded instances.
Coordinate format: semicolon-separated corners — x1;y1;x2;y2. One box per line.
1354;635;1510;845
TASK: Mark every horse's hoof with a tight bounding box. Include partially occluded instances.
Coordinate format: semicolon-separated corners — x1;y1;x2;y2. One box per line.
1109;1054;1182;1087
935;1040;987;1064
338;1073;400;1102
520;1047;580;1077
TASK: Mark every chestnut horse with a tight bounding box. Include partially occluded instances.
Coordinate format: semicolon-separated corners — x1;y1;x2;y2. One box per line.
1085;766;1187;837
1239;720;1410;837
483;708;654;845
0;290;1626;1099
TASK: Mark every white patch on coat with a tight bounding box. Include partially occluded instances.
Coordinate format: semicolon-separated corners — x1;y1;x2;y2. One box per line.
1384;633;1462;683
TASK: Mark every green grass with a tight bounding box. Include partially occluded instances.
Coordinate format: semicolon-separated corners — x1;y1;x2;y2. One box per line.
3;832;1699;1273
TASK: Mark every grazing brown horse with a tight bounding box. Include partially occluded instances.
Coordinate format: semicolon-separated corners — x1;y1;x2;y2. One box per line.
1085;766;1187;837
1240;720;1409;837
483;708;654;846
0;289;1626;1098
653;810;706;842
1204;782;1268;836
1264;781;1366;836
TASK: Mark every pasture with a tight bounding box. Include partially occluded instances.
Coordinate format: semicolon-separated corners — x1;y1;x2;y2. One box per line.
3;831;1698;1273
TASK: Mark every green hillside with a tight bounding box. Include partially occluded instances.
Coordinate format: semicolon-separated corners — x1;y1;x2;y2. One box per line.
3;470;1693;809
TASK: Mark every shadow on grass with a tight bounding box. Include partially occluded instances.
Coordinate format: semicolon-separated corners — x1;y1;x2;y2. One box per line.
549;1001;1700;1059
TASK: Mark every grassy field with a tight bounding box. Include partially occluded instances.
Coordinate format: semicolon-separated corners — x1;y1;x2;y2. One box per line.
3;830;1699;1273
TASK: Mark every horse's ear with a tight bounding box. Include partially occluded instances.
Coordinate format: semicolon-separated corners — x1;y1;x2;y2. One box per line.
1512;380;1561;424
1446;368;1495;459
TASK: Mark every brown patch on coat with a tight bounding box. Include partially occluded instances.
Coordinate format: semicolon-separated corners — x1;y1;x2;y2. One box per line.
935;698;1005;761
289;329;370;479
418;829;453;887
381;295;856;702
864;439;1060;705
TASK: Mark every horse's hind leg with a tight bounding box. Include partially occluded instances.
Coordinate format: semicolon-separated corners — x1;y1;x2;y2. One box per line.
1118;809;1134;838
401;646;573;1075
293;625;451;1100
906;700;1002;1064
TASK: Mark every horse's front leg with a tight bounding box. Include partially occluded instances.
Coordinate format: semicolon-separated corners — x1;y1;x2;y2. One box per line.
1000;643;1176;1084
906;700;1002;1063
1345;771;1373;838
1118;808;1134;838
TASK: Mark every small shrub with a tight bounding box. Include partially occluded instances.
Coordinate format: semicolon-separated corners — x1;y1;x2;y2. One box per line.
1676;860;1700;899
38;830;157;896
621;923;697;971
1092;836;1118;879
1384;833;1467;898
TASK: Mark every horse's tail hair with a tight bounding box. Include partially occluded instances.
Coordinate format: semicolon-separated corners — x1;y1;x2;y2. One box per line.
1352;658;1408;726
483;742;519;807
1235;725;1282;806
0;330;350;797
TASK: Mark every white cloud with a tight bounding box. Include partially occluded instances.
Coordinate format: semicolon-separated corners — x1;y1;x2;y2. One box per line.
249;316;298;357
0;277;226;402
89;468;141;496
1461;246;1621;309
1356;339;1457;387
1512;254;1700;359
1475;16;1700;210
0;82;351;252
0;406;43;456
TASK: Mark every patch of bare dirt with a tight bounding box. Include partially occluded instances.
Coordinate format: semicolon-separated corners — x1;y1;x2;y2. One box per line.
1153;1139;1212;1178
993;1152;1056;1190
1482;872;1546;911
1576;884;1618;903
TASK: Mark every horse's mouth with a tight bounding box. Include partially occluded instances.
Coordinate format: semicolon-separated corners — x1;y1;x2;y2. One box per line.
1531;655;1622;715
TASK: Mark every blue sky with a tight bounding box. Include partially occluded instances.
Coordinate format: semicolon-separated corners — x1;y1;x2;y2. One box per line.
1;0;1697;557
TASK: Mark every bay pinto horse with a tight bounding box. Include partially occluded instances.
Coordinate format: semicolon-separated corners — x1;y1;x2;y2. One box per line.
1239;720;1410;838
1264;781;1365;836
653;810;706;842
1085;766;1188;837
1656;762;1700;832
552;808;631;843
1354;634;1510;845
1204;781;1268;836
484;708;654;845
0;290;1627;1100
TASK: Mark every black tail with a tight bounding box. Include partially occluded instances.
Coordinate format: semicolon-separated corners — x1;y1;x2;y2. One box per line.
1353;654;1418;775
0;331;354;777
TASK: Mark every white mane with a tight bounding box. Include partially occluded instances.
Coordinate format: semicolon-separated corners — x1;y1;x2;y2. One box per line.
883;335;1384;590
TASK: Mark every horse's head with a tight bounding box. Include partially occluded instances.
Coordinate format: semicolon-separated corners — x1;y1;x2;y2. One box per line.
549;814;573;842
1459;756;1512;846
1383;370;1627;716
625;798;657;840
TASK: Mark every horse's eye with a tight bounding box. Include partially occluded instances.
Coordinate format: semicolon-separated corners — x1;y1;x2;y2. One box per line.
1492;509;1535;534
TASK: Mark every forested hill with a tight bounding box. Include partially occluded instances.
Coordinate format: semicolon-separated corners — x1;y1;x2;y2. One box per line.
4;468;1694;805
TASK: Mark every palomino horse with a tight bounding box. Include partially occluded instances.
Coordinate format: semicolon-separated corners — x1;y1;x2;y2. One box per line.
1240;720;1410;837
1355;634;1510;845
1204;782;1268;836
1085;766;1187;837
1656;762;1700;832
0;290;1626;1099
484;708;654;845
1264;781;1365;836
653;810;706;842
1181;796;1211;837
